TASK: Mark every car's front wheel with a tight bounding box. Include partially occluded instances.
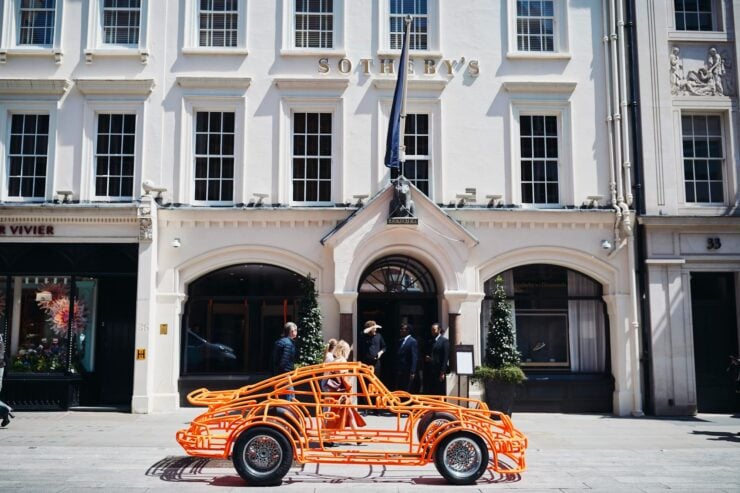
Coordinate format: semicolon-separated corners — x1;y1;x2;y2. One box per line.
434;431;488;485
232;426;293;486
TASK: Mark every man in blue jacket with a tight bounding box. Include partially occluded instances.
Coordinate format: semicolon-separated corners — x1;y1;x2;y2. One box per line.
272;322;298;400
395;323;418;392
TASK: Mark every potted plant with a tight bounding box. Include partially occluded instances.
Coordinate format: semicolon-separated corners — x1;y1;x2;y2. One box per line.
471;276;526;415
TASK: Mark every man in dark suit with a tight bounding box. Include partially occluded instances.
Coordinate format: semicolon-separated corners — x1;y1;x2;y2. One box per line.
395;323;418;392
424;323;449;395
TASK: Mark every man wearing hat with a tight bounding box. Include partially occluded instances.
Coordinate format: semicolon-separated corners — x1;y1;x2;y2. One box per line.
360;320;386;375
360;320;386;414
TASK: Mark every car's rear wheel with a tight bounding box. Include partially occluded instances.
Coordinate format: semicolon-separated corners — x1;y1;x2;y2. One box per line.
434;431;488;485
232;427;293;486
416;411;455;441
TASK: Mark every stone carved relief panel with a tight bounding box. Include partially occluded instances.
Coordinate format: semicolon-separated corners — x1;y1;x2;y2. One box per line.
670;45;735;96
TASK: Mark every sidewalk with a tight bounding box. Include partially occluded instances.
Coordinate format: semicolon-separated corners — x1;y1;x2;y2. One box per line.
0;409;738;492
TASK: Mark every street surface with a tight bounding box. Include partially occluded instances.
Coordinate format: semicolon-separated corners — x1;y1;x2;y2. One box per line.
0;409;738;492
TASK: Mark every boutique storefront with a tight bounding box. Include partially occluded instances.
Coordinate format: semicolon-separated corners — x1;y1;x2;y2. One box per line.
0;208;139;410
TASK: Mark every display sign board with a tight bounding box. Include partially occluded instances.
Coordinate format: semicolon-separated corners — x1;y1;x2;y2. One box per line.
455;344;474;375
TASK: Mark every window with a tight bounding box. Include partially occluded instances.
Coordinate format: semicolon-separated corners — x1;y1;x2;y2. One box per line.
7;114;49;199
101;0;141;45
194;111;235;203
199;0;238;47
292;112;332;203
390;114;429;196
94;114;136;199
183;264;303;374
675;0;715;31
295;0;333;48
482;265;607;371
389;0;427;50
520;114;559;204
18;0;56;46
507;0;567;57
516;0;554;52
682;114;724;203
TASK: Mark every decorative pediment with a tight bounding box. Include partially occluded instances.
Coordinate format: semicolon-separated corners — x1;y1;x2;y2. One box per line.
76;79;155;96
0;79;70;97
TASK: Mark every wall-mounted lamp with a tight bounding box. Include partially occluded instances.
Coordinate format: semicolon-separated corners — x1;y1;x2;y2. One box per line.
352;194;369;206
171;238;181;248
55;190;73;203
455;193;476;207
485;194;503;207
142;180;167;198
601;239;612;251
585;195;604;208
253;192;269;206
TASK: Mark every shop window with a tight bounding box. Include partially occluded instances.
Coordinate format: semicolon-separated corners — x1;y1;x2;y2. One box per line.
182;264;303;375
482;264;607;372
7;276;97;374
390;114;430;196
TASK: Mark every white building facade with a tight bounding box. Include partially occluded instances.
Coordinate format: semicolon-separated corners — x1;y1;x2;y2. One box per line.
634;0;740;415
0;0;644;416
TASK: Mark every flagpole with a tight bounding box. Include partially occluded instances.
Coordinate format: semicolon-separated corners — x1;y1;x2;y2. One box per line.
398;15;412;172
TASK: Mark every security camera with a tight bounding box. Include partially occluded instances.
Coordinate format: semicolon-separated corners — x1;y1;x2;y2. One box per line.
601;239;612;250
142;180;167;196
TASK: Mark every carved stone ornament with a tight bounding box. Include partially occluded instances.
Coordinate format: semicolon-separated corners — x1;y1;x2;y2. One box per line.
138;206;153;241
670;46;735;96
388;175;418;224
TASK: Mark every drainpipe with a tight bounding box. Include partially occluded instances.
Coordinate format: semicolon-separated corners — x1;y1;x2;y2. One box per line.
603;0;622;247
617;0;634;209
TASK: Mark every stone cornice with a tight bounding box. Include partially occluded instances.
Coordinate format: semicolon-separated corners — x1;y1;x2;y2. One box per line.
0;78;70;96
372;79;448;91
75;78;155;96
503;81;577;94
274;77;350;90
176;76;252;90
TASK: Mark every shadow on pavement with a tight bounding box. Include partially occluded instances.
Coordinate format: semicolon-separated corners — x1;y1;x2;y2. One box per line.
146;456;522;486
691;430;740;443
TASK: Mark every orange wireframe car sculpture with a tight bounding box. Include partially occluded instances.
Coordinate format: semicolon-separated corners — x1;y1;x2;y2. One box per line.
176;361;527;486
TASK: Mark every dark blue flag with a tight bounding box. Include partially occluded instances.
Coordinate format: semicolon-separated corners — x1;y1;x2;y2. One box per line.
384;17;411;169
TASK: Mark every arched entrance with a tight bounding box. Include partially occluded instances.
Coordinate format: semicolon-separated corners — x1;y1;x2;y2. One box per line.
178;264;303;404
483;264;613;412
357;255;438;392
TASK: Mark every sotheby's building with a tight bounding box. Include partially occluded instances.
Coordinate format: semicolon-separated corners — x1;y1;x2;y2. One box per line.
2;0;731;417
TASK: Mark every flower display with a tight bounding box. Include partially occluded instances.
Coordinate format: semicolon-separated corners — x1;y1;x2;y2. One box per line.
11;340;66;372
36;283;87;336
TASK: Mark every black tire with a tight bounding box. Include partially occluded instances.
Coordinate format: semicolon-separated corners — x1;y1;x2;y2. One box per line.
416;411;456;441
433;431;488;485
232;427;293;486
267;406;300;431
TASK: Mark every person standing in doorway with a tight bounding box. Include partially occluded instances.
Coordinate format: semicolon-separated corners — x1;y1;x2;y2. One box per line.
360;320;386;374
272;322;298;401
423;323;449;396
0;332;15;427
395;323;418;392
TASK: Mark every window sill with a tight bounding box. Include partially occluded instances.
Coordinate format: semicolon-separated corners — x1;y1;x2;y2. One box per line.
667;30;731;42
0;47;62;64
376;50;443;60
677;205;732;215
506;51;572;60
84;48;149;64
181;47;248;56
280;48;347;57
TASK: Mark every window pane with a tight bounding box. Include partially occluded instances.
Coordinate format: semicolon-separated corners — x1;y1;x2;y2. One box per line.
292;112;331;202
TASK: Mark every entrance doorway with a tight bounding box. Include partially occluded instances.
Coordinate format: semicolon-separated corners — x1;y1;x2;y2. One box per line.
690;272;740;413
356;256;438;392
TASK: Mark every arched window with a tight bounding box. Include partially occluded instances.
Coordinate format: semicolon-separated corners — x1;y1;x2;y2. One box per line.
358;255;436;294
182;264;303;375
482;264;608;372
